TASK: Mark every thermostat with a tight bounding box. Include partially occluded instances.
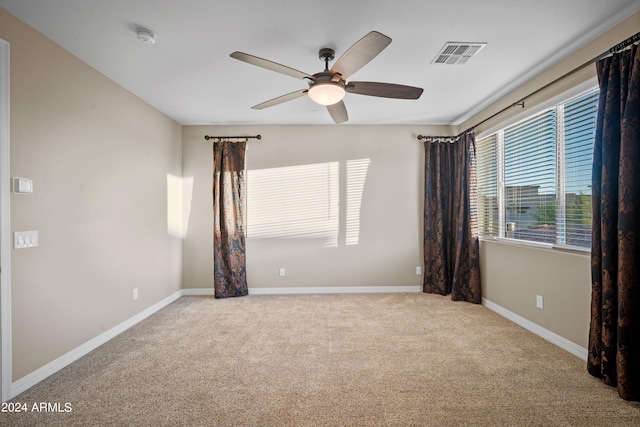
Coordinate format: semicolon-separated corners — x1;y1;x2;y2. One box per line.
13;177;33;194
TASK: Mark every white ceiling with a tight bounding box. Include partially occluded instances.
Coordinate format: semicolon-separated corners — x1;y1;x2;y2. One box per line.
1;0;638;126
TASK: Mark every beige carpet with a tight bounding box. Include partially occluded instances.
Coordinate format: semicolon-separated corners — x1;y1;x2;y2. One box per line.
3;293;640;426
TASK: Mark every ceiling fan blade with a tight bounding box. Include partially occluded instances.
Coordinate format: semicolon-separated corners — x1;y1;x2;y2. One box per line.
345;81;424;99
330;31;392;80
230;51;312;80
327;101;348;124
252;90;308;110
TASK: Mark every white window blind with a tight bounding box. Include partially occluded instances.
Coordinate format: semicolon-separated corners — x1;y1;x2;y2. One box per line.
504;109;557;244
476;88;598;249
563;90;597;248
476;134;498;237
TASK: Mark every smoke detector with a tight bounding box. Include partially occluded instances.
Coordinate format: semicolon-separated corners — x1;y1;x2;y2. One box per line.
136;28;156;44
431;42;487;65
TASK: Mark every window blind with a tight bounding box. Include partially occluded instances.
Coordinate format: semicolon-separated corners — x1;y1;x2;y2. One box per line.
476;134;498;237
563;90;597;247
504;109;557;244
475;88;598;249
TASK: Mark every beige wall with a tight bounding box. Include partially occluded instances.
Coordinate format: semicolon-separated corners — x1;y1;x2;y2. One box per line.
480;240;591;347
1;9;183;381
182;125;450;290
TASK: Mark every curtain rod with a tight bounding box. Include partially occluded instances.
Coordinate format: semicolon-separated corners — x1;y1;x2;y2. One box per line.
416;133;471;143
204;134;262;142
417;30;640;142
596;31;640;61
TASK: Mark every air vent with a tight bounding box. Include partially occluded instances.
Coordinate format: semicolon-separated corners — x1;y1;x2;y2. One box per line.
431;42;487;65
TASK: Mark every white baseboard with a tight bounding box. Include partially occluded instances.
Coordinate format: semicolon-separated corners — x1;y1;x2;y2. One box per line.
10;290;185;399
482;298;588;361
181;288;214;296
184;286;423;296
182;286;423;296
248;285;423;295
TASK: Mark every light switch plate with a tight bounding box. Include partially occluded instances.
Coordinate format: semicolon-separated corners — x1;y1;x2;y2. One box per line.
14;231;38;249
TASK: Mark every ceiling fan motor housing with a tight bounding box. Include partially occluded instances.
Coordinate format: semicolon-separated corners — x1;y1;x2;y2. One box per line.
311;72;344;86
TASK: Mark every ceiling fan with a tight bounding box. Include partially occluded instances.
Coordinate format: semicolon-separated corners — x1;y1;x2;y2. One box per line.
230;31;423;124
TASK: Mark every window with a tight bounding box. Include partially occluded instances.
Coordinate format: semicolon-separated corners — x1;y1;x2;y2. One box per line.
476;134;498;237
476;88;598;249
563;90;597;247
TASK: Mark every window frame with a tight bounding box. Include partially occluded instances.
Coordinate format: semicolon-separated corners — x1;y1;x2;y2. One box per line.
475;85;599;253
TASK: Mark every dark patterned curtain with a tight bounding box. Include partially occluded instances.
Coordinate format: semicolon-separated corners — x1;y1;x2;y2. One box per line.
587;43;640;401
423;130;481;303
213;141;248;298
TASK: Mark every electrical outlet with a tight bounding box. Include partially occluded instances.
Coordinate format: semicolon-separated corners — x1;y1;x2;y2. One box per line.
279;268;285;277
133;288;139;300
416;266;422;275
536;295;543;309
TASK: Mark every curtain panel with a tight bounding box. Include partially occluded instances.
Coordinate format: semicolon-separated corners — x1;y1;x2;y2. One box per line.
588;43;640;401
213;141;248;298
423;131;481;303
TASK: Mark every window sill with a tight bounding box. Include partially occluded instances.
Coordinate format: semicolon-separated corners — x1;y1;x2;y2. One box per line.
479;236;590;255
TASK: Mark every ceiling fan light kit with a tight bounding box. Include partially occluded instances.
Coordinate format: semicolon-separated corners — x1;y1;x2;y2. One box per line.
308;82;345;106
230;31;423;123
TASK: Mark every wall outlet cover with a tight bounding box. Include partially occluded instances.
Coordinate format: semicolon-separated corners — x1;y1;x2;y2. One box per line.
13;177;33;193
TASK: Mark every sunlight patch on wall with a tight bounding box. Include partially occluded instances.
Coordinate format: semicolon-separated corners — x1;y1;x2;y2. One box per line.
167;174;194;238
346;159;370;245
247;162;339;247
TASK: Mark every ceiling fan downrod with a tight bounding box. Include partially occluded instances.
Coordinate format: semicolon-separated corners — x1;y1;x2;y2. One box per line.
318;48;335;71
